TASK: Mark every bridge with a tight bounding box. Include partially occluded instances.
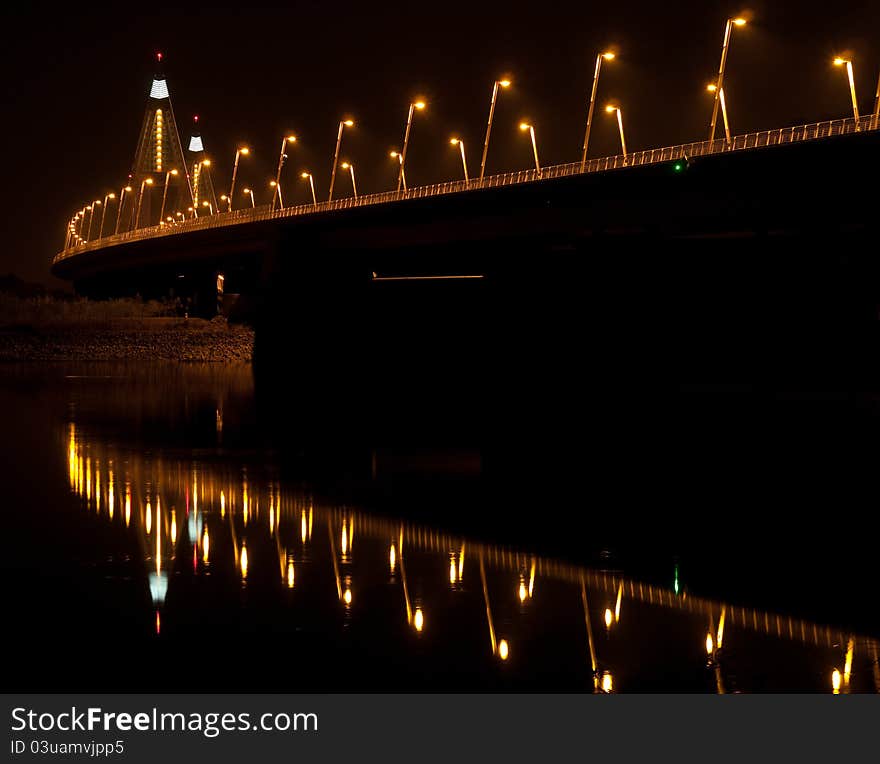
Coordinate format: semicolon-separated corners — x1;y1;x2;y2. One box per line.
50;54;880;413
53;112;878;269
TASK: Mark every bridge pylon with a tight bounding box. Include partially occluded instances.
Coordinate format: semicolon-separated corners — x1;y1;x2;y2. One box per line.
187;115;218;214
128;53;193;228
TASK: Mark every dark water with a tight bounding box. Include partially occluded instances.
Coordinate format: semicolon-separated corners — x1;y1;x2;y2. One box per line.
1;363;878;692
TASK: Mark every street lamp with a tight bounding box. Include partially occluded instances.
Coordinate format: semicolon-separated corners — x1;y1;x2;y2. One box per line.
340;162;357;198
709;17;746;142
582;52;615;170
479;78;511;180
243;187;256;208
115;185;132;234
202;200;214;215
159;169;178;224
99;193;116;238
833;57;860;122
389;151;407;192
300;172;317;206
135;178;154;229
220;194;230;212
81;206;92;242
86;200;101;241
228;147;250;211
175;212;185;222
328;120;354;201
188;206;196;219
269;180;283;209
707;84;731;146
273;135;297;210
605;105;627;161
397;101;426;193
874;67;880;128
518;122;541;175
450;138;469;183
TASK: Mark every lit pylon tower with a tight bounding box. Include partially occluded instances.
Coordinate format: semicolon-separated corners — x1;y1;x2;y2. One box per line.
187;115;218;214
128;53;193;227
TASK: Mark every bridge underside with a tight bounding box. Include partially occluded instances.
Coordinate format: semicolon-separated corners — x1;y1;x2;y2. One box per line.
55;130;880;432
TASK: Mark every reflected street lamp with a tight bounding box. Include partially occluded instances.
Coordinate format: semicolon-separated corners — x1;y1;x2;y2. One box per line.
450;138;469;183
300;172;317;206
581;52;615;170
135;178;154;229
228;147;250;211
605;105;627;160
390;151;407;192
115;185;132;234
273;135;297;210
709;17;746;142
833;57;860;122
479;78;511;180
340;162;357;198
328;120;354;202
519;122;541;175
707;84;731;146
398;101;425;193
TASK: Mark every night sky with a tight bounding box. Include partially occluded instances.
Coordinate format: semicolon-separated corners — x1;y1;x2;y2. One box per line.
2;1;878;285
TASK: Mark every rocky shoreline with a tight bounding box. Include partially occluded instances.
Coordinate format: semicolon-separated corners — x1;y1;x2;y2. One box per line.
0;318;253;362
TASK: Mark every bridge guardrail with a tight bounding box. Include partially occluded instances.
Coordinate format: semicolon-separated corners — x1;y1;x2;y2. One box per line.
56;113;879;264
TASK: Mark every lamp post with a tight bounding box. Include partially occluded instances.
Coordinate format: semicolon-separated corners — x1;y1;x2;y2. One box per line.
397;101;425;193
450;138;469;183
519;122;541;175
707;84;731;146
340;162;357;198
390;151;407;192
833;57;860;122
243;187;256;208
709;17;746;142
605;105;627;161
301;172;317;206
328;120;354;202
479;78;511;181
188;206;196;219
86;200;100;241
228;147;250;211
220;194;230;212
115;185;132;234
159;169;178;224
80;207;90;242
581;52;615;170
269;180;283;209
873;67;880;128
135;178;154;229
99;193;116;238
202;200;214;215
273;135;297;210
175;212;185;222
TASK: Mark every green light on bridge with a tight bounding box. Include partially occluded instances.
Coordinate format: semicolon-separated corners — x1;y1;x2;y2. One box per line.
673;162;684;172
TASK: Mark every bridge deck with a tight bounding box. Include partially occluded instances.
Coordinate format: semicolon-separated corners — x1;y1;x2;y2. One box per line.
55;114;878;266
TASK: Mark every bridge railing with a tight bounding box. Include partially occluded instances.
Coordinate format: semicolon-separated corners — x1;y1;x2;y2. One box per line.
55;113;878;263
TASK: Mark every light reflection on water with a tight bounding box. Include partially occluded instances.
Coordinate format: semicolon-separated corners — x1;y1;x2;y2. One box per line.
63;414;880;693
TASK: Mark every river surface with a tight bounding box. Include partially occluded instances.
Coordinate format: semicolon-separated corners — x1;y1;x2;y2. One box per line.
2;363;878;692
